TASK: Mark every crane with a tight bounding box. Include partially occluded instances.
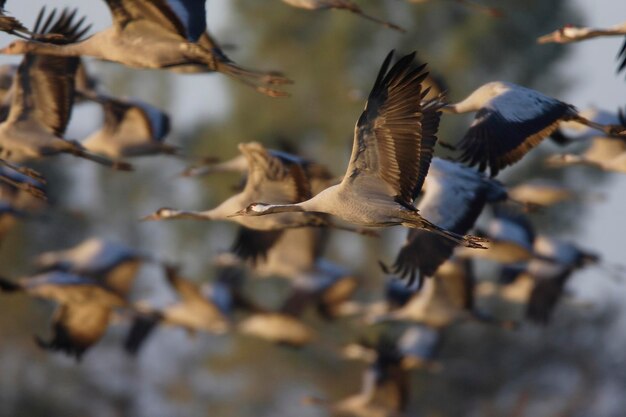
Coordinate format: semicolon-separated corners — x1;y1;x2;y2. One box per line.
232;51;487;250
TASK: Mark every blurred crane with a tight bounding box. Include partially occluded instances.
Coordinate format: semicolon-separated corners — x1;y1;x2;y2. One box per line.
444;82;626;176
81;94;177;160
0;271;129;359
281;0;405;32
124;265;230;355
0;8;131;170
303;338;410;417
382;157;507;287
406;0;503;18
144;141;373;260
0;0;292;97
35;237;159;296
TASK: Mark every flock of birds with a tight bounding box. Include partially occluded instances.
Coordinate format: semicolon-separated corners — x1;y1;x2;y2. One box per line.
0;1;625;415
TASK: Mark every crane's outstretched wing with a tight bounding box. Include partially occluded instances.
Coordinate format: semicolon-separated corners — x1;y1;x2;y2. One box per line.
36;303;112;360
346;51;444;206
123;310;162;355
35;239;140;274
231;227;283;264
105;0;206;42
164;265;207;304
525;269;569;324
93;95;171;145
0;13;30;38
457;86;575;176
413;55;449;101
240;142;312;204
8;8;88;135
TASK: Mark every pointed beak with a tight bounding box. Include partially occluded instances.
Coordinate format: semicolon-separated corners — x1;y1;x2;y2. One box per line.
227;209;245;218
140;213;159;221
537;33;555;44
178;168;195;177
178;166;205;177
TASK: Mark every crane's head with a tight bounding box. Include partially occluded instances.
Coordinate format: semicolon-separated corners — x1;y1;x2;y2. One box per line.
545;154;582;167
577;251;600;267
0;40;31;55
229;203;273;217
140;207;177;221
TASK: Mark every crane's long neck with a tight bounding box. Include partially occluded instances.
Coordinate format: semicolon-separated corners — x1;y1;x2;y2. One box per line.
443;99;477;114
301;395;330;407
210;155;248;174
589;25;626;36
572;114;625;137
264;190;338;215
169;209;213;220
21;36;100;58
260;203;306;215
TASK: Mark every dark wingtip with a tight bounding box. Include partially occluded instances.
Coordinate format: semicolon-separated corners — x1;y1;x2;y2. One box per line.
616;36;626;75
0;276;20;292
123;312;162;356
378;260;390;274
31;6;91;44
34;333;86;361
549;129;573;146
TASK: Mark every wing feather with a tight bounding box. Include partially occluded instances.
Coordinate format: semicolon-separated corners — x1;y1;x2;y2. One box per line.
240;142;312;204
617;35;626;76
347;51;444;205
458;92;575;176
163;266;212;305
105;0;206;41
231;227;284;264
526;270;569;324
36;304;111;359
97;96;170;144
7;8;89;135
